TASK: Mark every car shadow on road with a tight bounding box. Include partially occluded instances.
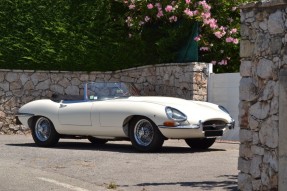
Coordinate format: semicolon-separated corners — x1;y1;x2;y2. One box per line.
126;175;238;190
6;141;226;154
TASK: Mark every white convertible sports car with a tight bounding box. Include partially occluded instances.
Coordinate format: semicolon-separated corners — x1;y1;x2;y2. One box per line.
16;82;235;152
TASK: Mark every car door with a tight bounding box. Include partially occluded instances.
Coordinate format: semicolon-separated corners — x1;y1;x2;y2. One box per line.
58;101;92;126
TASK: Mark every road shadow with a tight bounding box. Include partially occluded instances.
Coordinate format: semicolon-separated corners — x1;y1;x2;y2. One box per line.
6;141;226;154
123;175;238;190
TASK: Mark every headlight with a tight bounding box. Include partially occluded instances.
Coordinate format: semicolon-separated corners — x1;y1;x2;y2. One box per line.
165;107;187;122
218;105;230;114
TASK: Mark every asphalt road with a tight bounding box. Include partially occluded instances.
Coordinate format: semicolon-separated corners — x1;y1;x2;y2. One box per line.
0;135;239;191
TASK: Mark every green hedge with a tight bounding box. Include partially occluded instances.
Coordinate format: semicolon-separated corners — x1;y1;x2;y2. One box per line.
0;0;159;71
0;0;242;73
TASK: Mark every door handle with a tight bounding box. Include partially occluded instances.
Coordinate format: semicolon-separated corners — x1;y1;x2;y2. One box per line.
60;104;67;108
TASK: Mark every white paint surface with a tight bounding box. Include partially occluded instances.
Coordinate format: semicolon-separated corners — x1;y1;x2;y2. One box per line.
208;73;240;141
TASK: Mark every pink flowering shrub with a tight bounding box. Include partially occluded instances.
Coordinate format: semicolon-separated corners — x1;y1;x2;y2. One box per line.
122;0;246;72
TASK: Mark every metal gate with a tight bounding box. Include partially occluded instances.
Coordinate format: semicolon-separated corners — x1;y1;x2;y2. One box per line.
208;72;240;141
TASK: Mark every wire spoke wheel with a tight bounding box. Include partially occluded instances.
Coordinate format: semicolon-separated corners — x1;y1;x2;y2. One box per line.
32;117;59;147
134;119;154;146
129;116;164;152
35;117;52;142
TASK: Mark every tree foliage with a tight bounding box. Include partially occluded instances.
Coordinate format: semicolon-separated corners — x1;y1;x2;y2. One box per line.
0;0;152;71
0;0;249;72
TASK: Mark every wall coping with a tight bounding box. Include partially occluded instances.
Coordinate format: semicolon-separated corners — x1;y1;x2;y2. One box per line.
240;0;287;10
0;62;208;74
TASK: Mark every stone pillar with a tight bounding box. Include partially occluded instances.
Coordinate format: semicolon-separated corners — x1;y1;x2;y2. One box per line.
279;69;287;190
239;1;287;190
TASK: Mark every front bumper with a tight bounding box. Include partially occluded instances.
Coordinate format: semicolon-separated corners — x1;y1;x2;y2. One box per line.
158;119;235;130
158;119;235;139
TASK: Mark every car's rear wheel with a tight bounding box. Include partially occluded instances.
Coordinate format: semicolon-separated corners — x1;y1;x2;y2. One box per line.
185;138;216;149
88;137;108;145
32;117;59;147
129;116;164;152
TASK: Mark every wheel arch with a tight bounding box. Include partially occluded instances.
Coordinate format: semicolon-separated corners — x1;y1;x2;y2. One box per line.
122;115;166;138
27;115;60;134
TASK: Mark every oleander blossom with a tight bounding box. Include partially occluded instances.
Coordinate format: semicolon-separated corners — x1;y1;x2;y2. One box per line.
147;3;153;9
165;5;173;12
194;36;201;41
145;16;150;22
123;0;240;67
200;47;209;51
184;8;193;17
129;4;135;9
169;15;177;22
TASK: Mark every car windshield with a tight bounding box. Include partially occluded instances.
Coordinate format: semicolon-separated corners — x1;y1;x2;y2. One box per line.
85;82;140;101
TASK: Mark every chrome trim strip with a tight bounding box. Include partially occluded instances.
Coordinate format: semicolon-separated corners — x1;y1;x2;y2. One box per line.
15;113;34;117
158;119;235;130
158;124;200;129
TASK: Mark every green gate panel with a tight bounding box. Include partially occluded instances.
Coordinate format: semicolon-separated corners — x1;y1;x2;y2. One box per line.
177;22;199;63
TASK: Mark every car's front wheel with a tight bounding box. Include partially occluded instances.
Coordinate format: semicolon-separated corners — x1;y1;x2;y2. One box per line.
32;117;60;147
185;138;216;150
129;116;164;152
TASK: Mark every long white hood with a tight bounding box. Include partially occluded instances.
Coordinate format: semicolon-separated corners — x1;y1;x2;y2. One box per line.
128;96;232;123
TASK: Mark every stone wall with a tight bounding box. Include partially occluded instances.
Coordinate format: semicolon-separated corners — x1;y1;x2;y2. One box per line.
239;1;287;190
0;62;208;134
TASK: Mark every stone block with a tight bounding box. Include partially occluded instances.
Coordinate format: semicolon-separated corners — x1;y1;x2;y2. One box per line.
270;37;283;54
249;101;270;120
50;85;64;95
0;82;9;91
238;172;252;191
263;150;278;172
254;33;270;56
257;58;274;80
10;81;22;91
259;118;278;148
253;132;260;145
5;72;19;82
249;115;259;131
20;74;29;85
250;155;263;178
240;40;255;58
270;96;279;115
240;60;252;77
259;80;276;101
239;78;258;101
251;145;265;155
65;86;80;95
240;129;253;143
268;10;284;35
252;179;262;191
259;20;268;31
238;157;251;173
239;101;250;128
36;79;50;90
240;143;253;159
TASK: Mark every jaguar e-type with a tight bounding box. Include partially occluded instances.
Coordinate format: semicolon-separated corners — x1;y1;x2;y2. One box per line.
16;82;235;152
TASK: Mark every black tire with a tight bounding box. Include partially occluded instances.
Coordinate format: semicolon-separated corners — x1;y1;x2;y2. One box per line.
185;138;216;150
31;117;60;147
88;137;108;145
129;116;164;152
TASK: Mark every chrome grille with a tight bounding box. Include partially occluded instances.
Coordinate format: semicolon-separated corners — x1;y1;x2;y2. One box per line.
203;120;227;131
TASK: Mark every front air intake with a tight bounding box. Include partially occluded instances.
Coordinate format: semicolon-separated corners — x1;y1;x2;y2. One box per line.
202;120;226;137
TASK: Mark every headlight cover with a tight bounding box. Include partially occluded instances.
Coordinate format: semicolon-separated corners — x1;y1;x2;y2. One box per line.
165;107;187;122
218;105;230;114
